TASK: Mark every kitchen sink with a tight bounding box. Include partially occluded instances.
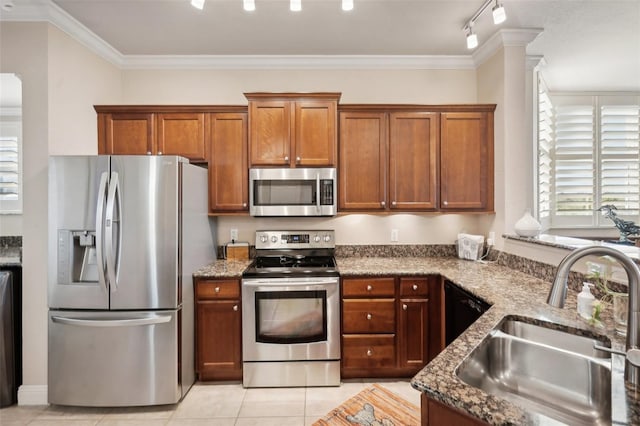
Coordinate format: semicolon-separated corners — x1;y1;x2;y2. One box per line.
456;317;612;425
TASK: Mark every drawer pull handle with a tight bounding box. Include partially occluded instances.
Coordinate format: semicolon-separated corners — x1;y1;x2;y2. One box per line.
233;305;238;311
366;313;372;320
366;349;373;357
215;287;220;293
366;285;373;291
412;284;418;291
403;304;408;310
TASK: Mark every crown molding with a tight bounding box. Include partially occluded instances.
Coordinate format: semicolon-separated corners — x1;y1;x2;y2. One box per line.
121;54;475;70
473;28;544;67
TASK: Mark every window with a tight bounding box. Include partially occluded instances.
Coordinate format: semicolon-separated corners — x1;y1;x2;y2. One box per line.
0;73;22;214
536;83;640;230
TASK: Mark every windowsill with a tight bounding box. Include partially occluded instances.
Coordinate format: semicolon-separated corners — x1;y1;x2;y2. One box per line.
503;233;640;263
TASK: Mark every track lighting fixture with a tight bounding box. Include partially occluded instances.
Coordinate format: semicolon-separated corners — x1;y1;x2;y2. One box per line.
342;0;353;11
492;1;506;24
465;26;478;50
462;0;507;49
290;0;301;12
243;0;255;11
191;0;204;10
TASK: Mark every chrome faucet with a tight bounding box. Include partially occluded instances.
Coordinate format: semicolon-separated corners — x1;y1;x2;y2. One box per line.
547;245;640;386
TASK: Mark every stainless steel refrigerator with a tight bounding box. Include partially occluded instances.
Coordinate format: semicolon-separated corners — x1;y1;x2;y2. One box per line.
47;155;215;407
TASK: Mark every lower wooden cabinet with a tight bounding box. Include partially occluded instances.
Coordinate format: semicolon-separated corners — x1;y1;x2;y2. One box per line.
421;394;488;426
194;278;242;380
341;276;442;378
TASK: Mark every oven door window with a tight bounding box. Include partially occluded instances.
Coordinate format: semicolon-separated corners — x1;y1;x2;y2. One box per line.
255;290;327;344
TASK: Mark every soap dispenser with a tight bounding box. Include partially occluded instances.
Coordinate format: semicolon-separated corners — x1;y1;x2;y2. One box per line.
577;282;596;319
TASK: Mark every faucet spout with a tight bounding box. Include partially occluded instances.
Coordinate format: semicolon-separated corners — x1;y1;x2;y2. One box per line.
547;245;640;387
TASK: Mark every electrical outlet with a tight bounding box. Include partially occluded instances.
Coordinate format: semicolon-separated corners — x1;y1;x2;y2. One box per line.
230;228;238;241
586;261;606;276
391;229;399;242
487;231;495;246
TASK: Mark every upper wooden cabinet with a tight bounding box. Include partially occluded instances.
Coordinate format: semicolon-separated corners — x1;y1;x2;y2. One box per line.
339;105;494;213
208;113;249;212
440;111;494;212
339;109;439;212
245;93;341;167
96;106;211;162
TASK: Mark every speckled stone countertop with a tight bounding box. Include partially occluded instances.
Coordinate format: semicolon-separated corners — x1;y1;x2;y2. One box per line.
192;259;252;278
337;256;640;425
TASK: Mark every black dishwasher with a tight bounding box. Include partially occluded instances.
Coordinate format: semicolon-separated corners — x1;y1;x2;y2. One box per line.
444;280;490;346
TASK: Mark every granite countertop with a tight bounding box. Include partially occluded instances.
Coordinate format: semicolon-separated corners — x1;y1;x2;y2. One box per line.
337;256;640;425
193;259;252;278
0;247;21;266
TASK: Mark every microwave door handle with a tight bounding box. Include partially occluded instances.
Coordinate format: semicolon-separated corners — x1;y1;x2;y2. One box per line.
316;173;321;212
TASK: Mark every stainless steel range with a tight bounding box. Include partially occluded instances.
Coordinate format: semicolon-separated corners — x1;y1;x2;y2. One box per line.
242;230;340;388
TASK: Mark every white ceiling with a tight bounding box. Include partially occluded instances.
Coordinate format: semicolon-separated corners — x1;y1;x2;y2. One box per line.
1;0;640;91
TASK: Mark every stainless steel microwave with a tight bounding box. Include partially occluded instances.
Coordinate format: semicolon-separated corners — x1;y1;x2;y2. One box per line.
249;168;337;217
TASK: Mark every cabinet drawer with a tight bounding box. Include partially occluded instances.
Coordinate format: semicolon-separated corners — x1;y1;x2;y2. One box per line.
400;278;429;297
343;299;395;333
342;334;396;369
196;280;240;300
342;277;395;297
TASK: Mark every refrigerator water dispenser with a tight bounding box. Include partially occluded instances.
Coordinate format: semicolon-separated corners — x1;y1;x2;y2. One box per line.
57;230;98;284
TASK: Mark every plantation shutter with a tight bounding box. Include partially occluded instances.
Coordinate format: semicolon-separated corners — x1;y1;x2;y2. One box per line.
599;98;640;224
551;96;595;227
537;80;553;224
0;136;19;201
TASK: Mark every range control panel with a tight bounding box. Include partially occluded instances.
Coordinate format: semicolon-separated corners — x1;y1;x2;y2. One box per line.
255;230;335;250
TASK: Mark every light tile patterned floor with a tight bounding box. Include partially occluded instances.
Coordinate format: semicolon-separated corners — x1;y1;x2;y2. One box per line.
0;379;421;426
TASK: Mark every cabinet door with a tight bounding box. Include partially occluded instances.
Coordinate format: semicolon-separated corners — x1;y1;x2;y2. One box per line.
102;113;154;155
398;298;429;371
249;100;291;166
294;100;337;166
157;113;207;161
196;300;242;380
209;113;248;212
339;112;387;210
389;112;438;210
440;112;493;211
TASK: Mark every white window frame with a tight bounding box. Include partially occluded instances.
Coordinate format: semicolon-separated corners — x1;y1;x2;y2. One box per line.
535;83;640;231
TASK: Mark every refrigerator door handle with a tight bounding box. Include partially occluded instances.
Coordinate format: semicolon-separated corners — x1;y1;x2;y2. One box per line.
95;171;109;293
105;172;122;291
51;315;172;327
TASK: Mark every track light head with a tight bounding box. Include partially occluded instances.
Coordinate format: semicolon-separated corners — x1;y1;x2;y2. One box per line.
290;0;301;11
342;0;354;11
465;25;478;50
492;1;506;24
243;0;255;11
191;0;205;10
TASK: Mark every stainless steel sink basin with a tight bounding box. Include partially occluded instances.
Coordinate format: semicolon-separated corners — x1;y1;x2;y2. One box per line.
456;317;612;425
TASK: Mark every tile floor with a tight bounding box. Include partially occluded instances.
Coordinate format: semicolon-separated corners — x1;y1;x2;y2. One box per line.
0;379;421;426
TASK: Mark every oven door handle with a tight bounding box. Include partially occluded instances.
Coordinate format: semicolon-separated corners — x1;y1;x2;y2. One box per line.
243;279;338;288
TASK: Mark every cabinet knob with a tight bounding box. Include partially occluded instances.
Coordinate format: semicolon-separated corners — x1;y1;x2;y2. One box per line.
296;156;301;162
146;151;152;155
215;287;220;293
380;201;386;207
284;156;289;161
233;305;238;311
366;285;373;291
392;201;397;206
158;151;163;155
242;203;247;208
443;201;448;206
412;284;418;291
403;304;408;310
366;313;372;320
366;349;373;357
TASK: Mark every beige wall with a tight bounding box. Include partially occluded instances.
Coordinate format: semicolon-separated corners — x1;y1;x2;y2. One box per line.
123;67;492;246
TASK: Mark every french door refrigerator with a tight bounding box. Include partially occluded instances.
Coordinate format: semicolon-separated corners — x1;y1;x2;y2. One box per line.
47;155;215;407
